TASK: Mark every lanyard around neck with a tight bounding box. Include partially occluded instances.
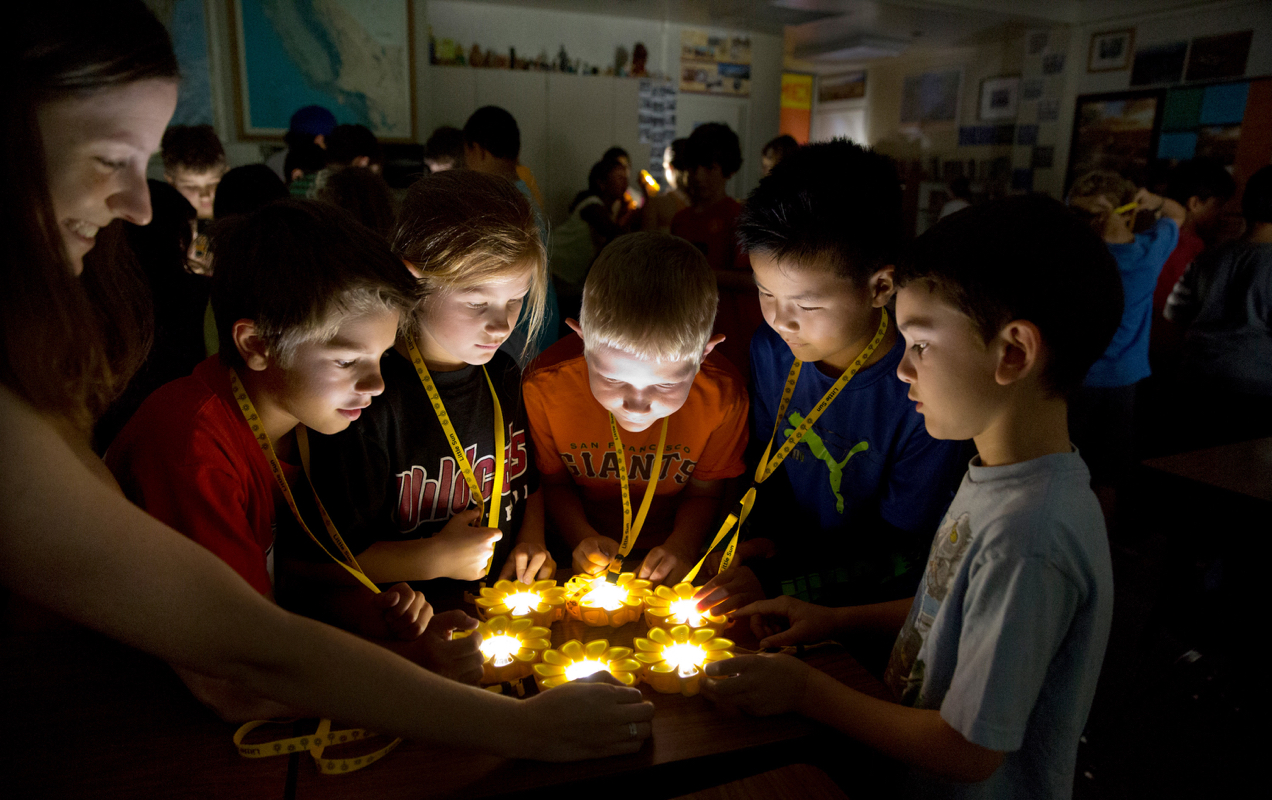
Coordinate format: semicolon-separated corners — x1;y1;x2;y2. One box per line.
609;413;668;561
683;308;891;583
228;370;379;594
403;334;506;534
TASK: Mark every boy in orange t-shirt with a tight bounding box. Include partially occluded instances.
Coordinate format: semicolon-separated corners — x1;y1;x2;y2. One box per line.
524;233;748;585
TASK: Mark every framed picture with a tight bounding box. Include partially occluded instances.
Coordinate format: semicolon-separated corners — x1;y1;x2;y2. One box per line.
228;0;416;141
1185;30;1253;82
901;70;961;124
817;71;867;104
1066;90;1163;191
978;76;1020;121
1131;41;1187;86
1089;29;1134;72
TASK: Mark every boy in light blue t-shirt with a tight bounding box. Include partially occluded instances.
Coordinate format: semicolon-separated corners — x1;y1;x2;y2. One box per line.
702;196;1119;800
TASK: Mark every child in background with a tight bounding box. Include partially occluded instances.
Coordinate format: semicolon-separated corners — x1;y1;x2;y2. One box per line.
551;156;634;326
705;196;1120;800
161;124;226;220
107;200;439;719
672;122;761;379
698;140;965;616
524;233;748;585
641;138;690;234
1066;171;1184;521
1153;158;1236;320
424;125;465;172
759;134;798;177
289;170;551;620
325;123;383;173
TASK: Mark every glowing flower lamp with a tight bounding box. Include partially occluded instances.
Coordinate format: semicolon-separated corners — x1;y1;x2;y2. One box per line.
643;582;728;634
532;638;641;691
633;624;734;697
454;615;551;685
564;573;651;627
474;579;567;627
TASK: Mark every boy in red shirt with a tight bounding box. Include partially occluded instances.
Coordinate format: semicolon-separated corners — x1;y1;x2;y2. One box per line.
524;233;748;585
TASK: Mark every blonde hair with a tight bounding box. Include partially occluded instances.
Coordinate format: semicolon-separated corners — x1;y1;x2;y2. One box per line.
392;170;546;355
1068;170;1137;235
580;232;718;363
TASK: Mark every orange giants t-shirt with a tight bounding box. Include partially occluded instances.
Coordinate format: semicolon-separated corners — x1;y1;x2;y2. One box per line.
523;335;749;547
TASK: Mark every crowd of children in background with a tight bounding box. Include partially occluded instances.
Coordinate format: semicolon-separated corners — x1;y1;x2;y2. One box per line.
3;2;1269;797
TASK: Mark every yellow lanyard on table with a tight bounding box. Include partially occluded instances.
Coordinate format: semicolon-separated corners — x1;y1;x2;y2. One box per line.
228;370;379;595
607;414;668;571
404;334;506;571
683;308;891;583
229;371;401;773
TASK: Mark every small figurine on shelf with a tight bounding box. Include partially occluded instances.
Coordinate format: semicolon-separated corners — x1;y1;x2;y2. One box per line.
557;45;570;73
510;47;516;69
631;42;649;76
614;45;629;77
469;43;484;67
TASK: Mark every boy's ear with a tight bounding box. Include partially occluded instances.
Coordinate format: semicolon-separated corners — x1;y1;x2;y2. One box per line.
701;333;726;359
994;320;1044;387
565;318;583;338
232;320;272;372
868;266;897;308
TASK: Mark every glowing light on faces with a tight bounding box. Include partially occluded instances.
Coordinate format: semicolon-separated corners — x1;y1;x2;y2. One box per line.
564;660;610;681
480;634;521;668
661;643;706;677
504;592;540;616
582;578;626;611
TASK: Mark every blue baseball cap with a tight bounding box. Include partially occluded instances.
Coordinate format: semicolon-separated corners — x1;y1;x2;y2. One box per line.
289;105;337;137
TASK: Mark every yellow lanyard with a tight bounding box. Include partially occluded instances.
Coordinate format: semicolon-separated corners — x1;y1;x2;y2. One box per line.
228;370;379;595
608;414;669;568
229;371;402;773
683;308;891;583
404;335;506;571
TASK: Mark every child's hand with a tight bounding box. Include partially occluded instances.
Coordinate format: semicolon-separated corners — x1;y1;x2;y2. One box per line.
701;653;811;717
693;565;765;616
514;672;654;760
730;595;838;648
373;582;433;640
432;507;502;581
637;543;694;585
416;608;484;685
499;541;557;583
572;536;620;576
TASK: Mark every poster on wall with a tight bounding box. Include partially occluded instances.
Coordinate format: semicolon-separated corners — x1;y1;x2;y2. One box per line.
978;76;1020;121
1131;41;1187;86
781;73;813;144
900;70;961;124
230;0;415;140
1185;30;1253;82
149;0;215;126
638;80;678;171
1066;91;1162;189
818;71;866;103
680;29;751;96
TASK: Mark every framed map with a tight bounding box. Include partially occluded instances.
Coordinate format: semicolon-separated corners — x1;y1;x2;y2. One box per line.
229;0;415;141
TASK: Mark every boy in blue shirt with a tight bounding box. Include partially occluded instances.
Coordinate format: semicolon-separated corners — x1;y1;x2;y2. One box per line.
699;140;965;611
703;195;1119;799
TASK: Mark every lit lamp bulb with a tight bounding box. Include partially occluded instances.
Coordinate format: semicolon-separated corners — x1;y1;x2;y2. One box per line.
669;599;704;627
456;615;551;685
565;572;650;627
643;582;728;634
475;580;567;627
634;624;734;696
504;592;540;616
533;639;641;691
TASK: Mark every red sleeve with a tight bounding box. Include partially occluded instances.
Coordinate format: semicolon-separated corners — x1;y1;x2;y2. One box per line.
110;426;274;596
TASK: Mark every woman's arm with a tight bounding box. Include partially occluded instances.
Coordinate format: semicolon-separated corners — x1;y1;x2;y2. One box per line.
0;388;652;760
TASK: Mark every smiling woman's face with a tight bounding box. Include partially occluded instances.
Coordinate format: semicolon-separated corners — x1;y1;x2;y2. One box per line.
37;78;178;274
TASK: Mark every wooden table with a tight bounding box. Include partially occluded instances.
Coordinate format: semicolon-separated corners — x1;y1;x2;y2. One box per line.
2;613;888;800
1140;436;1272;503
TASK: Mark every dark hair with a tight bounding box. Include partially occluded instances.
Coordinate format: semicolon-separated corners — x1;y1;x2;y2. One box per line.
950;176;972;200
213;164;288;219
1242;165;1272;224
424;125;465;168
463;106;520;160
285;105;336;141
129;180;196;273
284;141;327;184
210;200;417;369
161;125;225;173
2;0;178;432
1165;158;1237;207
737;139;903;283
897;194;1123;396
685;123;742;177
603;147;630;164
315;166;396;239
326;124;382;168
667;138;689;171
569;158;626;212
762;134;799;162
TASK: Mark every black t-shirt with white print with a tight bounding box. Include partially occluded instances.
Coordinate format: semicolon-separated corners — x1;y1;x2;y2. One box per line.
282;347;538;609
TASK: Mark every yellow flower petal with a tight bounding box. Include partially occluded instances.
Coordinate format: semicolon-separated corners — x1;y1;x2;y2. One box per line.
634;652;662;664
703;637;734;651
648;661;676;674
647;628;671;645
606;647;633;661
534;663;565;676
690;628;714;646
531;579;555;593
493;579;514;593
560;640;584;659
611;658;641;672
675;582;696;600
671;625;691;644
543;650;570;667
584;639;609;659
